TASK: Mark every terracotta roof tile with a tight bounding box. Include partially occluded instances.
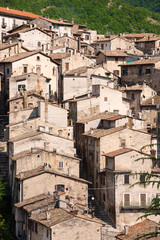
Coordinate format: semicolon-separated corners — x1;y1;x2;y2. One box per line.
100;50;128;57
14;194;47;208
102;115;126;121
83;126;125;139
136;36;160;42
103;148;132;157
0;7;41;19
116;219;160;239
49;52;70;60
0;50;39;63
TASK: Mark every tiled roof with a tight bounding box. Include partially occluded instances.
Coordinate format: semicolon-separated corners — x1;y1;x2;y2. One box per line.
136;36;160;42
0;7;41;19
0;42;18;50
124;33;157;38
23;195;56;213
8;131;41;143
119;85;143;91
14;194;47;208
49;52;70;60
4;27;51;38
47;18;73;26
102;115;126;121
68;95;97;103
0;50;39;63
83;126;125;139
65;66;88;76
30;208;74;227
141;95;160;106
77;112;121;124
103;148;132;157
99;50;128;57
11;149;42;160
16;166;91;184
116;219;160;240
120;57;160;66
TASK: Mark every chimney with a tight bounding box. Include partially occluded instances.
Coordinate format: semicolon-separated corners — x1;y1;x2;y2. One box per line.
124;225;129;235
152;98;155;105
17;41;22;54
23;91;27;109
90;128;94;134
46;212;51;220
88;92;91;98
6;6;9;10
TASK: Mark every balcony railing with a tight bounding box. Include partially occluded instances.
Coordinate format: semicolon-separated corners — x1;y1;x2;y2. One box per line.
120;201;151;210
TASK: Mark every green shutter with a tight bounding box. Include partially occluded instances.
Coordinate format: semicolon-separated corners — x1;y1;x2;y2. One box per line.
49;84;52;95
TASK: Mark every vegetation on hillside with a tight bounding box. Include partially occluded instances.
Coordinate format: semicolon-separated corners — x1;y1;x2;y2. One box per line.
121;0;160;13
0;0;160;34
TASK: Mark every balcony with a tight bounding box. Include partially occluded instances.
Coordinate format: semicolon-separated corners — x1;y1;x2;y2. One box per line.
1;23;7;28
120;202;151;211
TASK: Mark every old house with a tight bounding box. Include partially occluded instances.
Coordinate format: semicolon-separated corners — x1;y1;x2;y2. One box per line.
96;50;128;77
4;27;52;51
120;57;160;91
0;42;27;59
92;36;133;53
0;51;59;110
14;166;90;203
135;36;160;55
0;7;41;41
99;148;160;229
52;36;78;50
83;126;155;187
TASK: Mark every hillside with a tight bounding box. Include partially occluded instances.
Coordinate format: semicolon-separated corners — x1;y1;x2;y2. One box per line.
1;0;160;34
121;0;160;13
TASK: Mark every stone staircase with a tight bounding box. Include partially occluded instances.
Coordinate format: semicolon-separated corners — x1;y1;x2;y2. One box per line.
89;190;119;239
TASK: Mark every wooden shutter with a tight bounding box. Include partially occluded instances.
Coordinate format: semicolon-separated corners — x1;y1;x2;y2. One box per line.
140;194;146;206
124;194;130;206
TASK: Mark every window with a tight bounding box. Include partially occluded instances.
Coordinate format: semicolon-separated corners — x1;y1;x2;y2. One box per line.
122;69;128;76
104;97;108;101
113;70;119;76
53;25;55;29
49;84;52;95
55;184;65;192
18;85;26;92
140;193;147;206
131;93;135;100
7;68;10;75
139;68;142;75
57;25;59;29
58;161;63;169
146;68;151;74
37;41;41;47
23;65;28;73
103;193;106;201
120;139;126;147
36;66;41;75
53;68;55;75
115;57;118;63
124;174;129;184
96;151;98;163
85;35;89;40
140;174;145;184
37;56;40;61
101;44;104;50
103;178;105;185
66;63;69;71
123;193;131;207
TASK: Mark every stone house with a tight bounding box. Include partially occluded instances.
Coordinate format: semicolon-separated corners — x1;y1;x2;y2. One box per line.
9;72;51;99
28;208;103;240
96;50;128;77
14;195;103;240
141;95;160;132
123;33;157;41
120;57;160;91
30;17;73;38
92;36;133;53
99;148;160;230
4;27;52;51
52;36;78;50
15;166;90;204
119;84;157;118
83;126;155;187
135;36;160;55
0;6;41;42
0;51;59;109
